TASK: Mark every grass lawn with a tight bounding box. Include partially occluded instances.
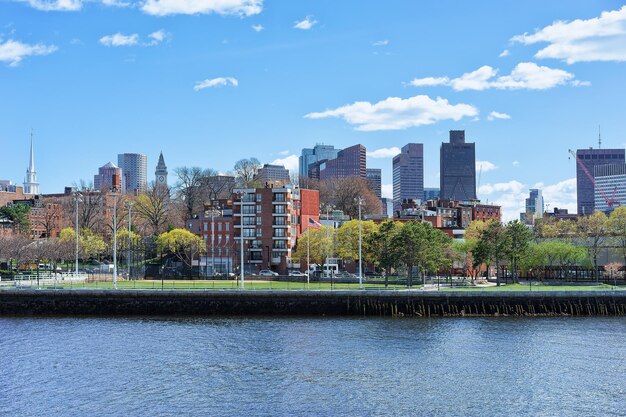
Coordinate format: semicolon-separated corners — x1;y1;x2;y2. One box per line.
441;283;624;292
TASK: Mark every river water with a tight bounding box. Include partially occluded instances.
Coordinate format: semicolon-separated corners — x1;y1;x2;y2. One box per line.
1;317;625;416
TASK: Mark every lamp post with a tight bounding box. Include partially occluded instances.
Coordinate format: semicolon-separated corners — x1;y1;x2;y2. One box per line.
356;197;363;289
125;201;133;280
237;191;248;289
73;192;82;275
111;188;119;290
206;206;221;277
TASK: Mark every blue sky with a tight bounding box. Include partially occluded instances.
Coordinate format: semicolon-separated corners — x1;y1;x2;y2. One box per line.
2;0;626;220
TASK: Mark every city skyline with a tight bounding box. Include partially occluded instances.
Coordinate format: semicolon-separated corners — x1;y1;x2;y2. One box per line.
2;1;626;221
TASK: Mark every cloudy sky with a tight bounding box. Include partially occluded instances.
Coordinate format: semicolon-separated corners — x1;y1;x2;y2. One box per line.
1;0;626;220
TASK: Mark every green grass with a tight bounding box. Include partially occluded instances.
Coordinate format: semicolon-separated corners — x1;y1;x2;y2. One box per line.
441;283;624;292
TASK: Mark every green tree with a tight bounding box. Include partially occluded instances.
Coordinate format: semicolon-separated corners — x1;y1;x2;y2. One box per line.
367;220;403;286
472;220;509;284
333;219;378;264
504;220;533;282
157;228;206;269
80;228;106;260
293;227;335;267
607;206;626;266
0;203;31;235
577;211;609;281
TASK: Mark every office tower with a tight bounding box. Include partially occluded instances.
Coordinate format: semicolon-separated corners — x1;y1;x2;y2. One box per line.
366;168;382;198
423;187;440;202
94;162;122;191
575;148;625;215
392;143;424;214
319;144;366;180
299;144;340;179
594;163;626;213
255;164;291;185
440;130;476;201
23;137;39;195
523;188;544;224
117;153;147;194
155;151;168;188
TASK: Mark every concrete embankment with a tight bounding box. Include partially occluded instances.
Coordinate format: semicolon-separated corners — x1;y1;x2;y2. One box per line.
1;289;626;317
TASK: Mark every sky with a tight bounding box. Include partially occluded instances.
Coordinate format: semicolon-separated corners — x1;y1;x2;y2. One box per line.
2;0;626;221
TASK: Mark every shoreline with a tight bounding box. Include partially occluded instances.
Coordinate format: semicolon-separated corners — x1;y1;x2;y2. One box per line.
1;289;626;317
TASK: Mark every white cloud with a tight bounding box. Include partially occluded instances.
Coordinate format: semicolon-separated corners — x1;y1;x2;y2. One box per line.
408;76;450;87
147;30;168;45
294;16;317;30
487;111;511;121
499;49;510;57
382;184;393;199
142;0;262;16
512;160;520;167
305;95;478;131
252;24;264;32
537;178;577;213
476;160;497;172
101;0;130;7
479;180;525;196
270;155;298;173
409;62;580;91
512;6;626;64
193;77;238;91
23;0;82;11
99;33;139;47
372;40;389;46
278;150;289;156
367;147;401;159
0;39;57;66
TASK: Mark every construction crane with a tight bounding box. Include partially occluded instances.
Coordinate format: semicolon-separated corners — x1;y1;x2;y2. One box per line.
568;148;620;209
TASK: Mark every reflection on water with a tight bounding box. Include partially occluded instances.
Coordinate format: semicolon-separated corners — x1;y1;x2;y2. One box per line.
1;317;625;416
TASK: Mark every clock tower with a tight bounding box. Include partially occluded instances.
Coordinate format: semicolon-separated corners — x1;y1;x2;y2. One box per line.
155;151;168;188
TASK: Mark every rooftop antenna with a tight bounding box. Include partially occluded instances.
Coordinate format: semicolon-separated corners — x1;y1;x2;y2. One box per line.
598;125;602;149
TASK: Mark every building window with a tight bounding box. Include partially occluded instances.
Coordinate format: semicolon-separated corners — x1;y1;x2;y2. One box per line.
218;223;222;231
257;205;262;213
256;228;263;237
226;223;230;231
257;216;262;225
256;193;262;202
242;206;255;215
274;228;286;237
203;223;208;231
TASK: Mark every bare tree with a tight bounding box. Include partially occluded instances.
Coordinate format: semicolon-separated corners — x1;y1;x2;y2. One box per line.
135;182;171;236
174;166;206;219
199;173;236;201
320;177;382;218
233;158;262;188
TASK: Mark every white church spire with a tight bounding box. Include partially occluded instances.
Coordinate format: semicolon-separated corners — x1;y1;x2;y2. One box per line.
24;130;40;195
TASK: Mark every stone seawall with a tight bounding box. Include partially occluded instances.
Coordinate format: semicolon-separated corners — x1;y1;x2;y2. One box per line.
1;289;626;317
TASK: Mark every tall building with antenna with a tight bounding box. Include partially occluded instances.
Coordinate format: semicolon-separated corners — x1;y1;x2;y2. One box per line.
23;132;40;195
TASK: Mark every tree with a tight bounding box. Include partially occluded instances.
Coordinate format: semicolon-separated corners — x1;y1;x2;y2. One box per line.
234;158;262;188
174;166;206;219
0;203;31;235
392;221;430;286
367;220;403;286
607;206;626;266
293;227;335;267
134;183;171;236
333;219;378;264
199;173;236;201
319;177;381;218
577;211;609;281
471;220;508;283
504;220;533;282
157;228;206;269
80;229;106;260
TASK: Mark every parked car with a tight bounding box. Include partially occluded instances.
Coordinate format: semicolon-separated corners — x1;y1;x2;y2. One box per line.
258;270;279;277
288;271;308;277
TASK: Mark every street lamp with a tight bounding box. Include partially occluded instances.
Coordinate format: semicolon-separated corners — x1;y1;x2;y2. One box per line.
356;196;363;289
73;192;82;275
237;191;248;289
125;201;133;279
111;188;119;289
206;205;222;277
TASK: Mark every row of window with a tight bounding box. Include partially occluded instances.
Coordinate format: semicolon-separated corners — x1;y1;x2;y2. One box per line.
203;222;231;232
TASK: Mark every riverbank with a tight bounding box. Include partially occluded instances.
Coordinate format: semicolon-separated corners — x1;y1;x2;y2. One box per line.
1;289;626;317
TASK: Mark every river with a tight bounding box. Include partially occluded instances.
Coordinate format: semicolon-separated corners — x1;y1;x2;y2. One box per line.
1;317;625;416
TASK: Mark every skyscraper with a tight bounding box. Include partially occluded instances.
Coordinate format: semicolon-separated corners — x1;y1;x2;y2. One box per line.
255;164;291;186
94;162;122;191
440;130;476;201
392;143;424;215
155;151;168;188
299;144;340;179
23;135;39;195
575;148;625;215
118;153;147;194
319;144;366;180
594;163;626;213
366;168;382;198
522;188;544;224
